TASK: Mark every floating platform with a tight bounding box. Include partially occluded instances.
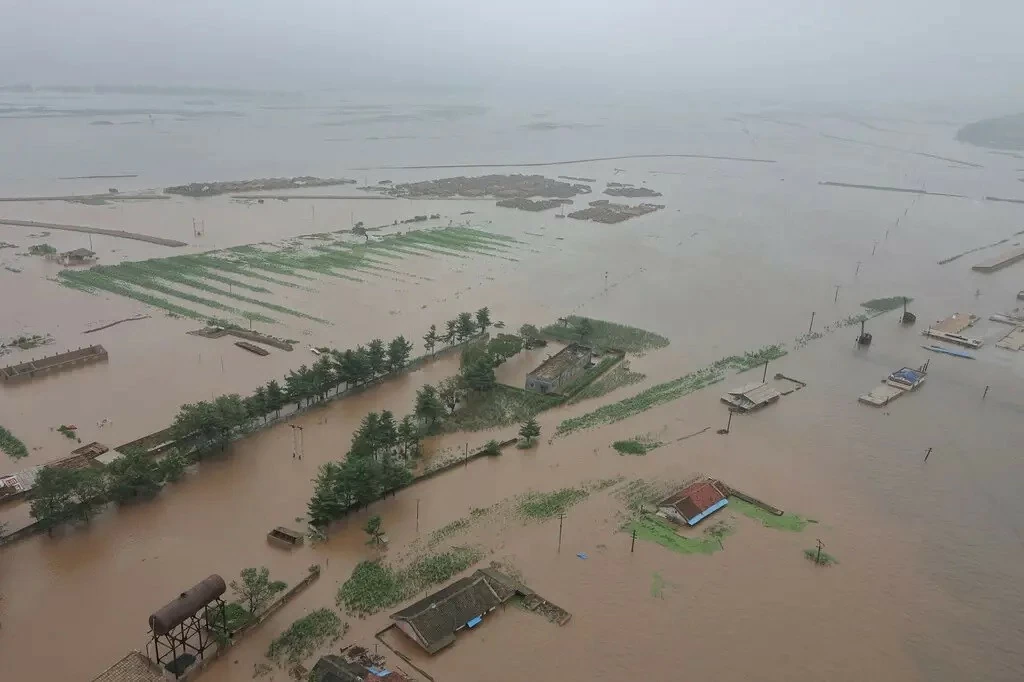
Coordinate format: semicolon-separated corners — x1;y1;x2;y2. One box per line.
930;313;977;335
973;246;1024;272
859;384;906;406
235;340;270;356
267;526;304;548
860;366;927;406
188;326;293;351
922;329;983;349
0;344;107;382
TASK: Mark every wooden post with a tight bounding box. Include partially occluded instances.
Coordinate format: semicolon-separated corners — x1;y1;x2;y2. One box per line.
983;385;989;400
924;447;932;462
725;410;733;434
464;442;469;467
834;285;841;303
762;360;769;383
872;240;878;256
855;261;861;276
808;311;816;334
558;512;564;552
631;528;636;553
416;499;420;534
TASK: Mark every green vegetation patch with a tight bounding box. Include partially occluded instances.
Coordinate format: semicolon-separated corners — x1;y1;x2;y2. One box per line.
428;517;472;546
627;515;723;555
441;384;562;432
336;546;483;617
568;360;645;404
729;497;808;531
516;487;588;519
612;435;662;456
0;425;29;459
266;608;346;667
713;344;788;373
861;296;913;313
541;316;670;354
804;547;838;566
557;366;723;435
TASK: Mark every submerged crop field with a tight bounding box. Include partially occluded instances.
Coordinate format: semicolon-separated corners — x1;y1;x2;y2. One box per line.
58;227;520;325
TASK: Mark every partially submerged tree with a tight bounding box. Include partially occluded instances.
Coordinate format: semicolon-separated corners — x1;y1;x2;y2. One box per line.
577;317;594;344
444;320;459;346
455;312;477;342
229;566;287;616
364;515;385;546
462;358;496;392
366;339;387;377
437;376;466;415
387;335;414;372
107;448;164;502
475;307;492;332
415;385;445;429
518;417;541;448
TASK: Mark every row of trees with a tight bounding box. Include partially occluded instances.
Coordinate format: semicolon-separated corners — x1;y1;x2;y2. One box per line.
306;409;418;530
30;448;188;533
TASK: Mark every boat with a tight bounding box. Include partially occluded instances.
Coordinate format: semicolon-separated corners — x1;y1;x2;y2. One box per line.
921;344;975;359
309;346;321;355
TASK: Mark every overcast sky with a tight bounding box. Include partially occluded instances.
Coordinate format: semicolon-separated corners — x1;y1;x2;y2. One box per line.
2;1;1022;102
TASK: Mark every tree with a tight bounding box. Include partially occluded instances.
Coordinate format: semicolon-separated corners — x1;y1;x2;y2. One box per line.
518;417;541;447
366;339;387;377
159;450;188;482
437;376;465;415
285;365;314;408
73;467;107;520
350;346;373;385
519;323;544;349
266;380;285;418
475;307;492;332
486;333;524;364
308;463;345;529
462;358;496;392
414;385;445;428
387;335;413;372
577;317;594;344
396;415;421;459
311;354;336;400
30;467;78;534
483;439;501;456
230;567;286;616
455;312;476;341
444;320;459;346
253;385;270;423
423;324;439;357
363;515;385;546
107;448;164;502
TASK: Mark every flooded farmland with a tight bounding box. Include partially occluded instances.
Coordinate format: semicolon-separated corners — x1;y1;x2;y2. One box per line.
2;92;1024;682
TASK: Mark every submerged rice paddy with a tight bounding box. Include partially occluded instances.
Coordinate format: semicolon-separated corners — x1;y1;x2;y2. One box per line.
58;227;520;326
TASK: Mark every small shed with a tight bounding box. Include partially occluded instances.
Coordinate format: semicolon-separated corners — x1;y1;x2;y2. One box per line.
390;569;518;654
658;478;729;526
720;382;781;412
267;526;304;548
525;343;592;394
886;367;926;391
60;248;97;266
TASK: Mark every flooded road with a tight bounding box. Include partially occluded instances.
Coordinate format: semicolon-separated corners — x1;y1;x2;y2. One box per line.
2;99;1024;681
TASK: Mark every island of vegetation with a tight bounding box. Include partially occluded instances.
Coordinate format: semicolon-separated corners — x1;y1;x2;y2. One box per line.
164;176;356;197
603;186;662;198
956;113;1024;151
569;199;665;224
378;174;590;200
496;198;571;212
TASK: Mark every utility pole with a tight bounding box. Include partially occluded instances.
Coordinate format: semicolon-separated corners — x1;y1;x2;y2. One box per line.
762;360;769;383
724;410;733;434
924;447;932;462
872;240;879;256
631;528;636;553
808;311;815;334
983;385;990;400
557;512;564;552
834;284;841;303
604;271;608;294
855;261;861;276
815;538;824;565
464;442;469;467
416;499;420;533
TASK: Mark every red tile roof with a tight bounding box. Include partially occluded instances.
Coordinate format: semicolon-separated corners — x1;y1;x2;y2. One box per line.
660;479;726;521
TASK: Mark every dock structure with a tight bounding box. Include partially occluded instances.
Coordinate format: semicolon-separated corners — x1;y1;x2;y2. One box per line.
235;340;270;356
267;526;304;548
859;384;906;406
188;326;293;351
930;313;978;335
973;246;1024;272
0;344;107;382
720;382;781;412
922;329;983;349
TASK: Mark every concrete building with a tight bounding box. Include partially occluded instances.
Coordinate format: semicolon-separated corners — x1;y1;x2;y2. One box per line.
525;343;592;394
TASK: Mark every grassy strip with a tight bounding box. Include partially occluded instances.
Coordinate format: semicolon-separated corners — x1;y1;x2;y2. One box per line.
0;425;29;459
627;515;724;555
186;254;309;289
541;316;670;354
559;355;620;397
729;497;808;531
804;548;838;566
266;608;346;667
861;296;912;313
336;546;483;617
568;360;645;404
712;344;788;373
59;271;207;320
516;488;588;519
441;384;562;432
556;367;723;435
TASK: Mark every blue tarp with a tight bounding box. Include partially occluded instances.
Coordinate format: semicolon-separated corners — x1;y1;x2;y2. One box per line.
467;616;482;628
367;667;391;677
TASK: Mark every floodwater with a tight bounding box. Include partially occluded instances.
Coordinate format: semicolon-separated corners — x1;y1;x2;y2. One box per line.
2;90;1024;681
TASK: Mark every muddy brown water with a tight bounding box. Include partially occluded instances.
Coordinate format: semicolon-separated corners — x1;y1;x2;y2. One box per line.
2;105;1024;681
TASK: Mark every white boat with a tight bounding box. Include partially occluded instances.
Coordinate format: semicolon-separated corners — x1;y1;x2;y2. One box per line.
921;328;983;349
309;346;320;355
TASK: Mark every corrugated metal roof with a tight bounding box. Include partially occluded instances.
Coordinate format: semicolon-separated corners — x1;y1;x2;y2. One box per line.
91;652;164;682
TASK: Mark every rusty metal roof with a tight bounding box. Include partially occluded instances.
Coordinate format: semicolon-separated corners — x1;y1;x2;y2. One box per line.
91;652;164;682
527;343;591;381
